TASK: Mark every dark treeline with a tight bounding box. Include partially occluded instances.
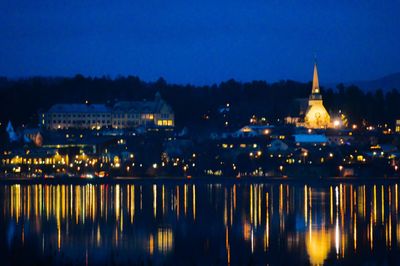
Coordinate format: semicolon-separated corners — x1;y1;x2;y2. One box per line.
0;75;399;130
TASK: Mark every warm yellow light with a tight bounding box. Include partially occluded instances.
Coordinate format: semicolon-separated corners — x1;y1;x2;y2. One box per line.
306;229;331;265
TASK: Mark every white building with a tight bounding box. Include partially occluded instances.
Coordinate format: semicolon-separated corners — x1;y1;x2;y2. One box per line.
41;104;111;130
41;92;174;130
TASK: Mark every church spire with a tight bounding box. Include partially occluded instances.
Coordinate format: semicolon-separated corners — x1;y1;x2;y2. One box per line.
312;61;320;94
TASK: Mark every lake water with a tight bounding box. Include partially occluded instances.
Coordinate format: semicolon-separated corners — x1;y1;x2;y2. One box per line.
1;182;400;265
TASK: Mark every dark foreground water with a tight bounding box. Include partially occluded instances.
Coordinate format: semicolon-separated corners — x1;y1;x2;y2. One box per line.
1;182;400;265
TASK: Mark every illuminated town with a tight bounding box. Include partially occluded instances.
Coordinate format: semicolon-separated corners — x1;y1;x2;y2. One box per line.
1;63;399;180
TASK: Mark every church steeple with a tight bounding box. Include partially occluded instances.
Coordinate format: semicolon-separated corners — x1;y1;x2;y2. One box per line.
304;60;331;129
312;62;320;94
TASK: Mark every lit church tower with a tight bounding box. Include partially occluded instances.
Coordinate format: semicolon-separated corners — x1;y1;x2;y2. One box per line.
304;62;331;128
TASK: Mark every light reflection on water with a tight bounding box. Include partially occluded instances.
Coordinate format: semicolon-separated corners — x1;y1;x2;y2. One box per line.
1;182;400;265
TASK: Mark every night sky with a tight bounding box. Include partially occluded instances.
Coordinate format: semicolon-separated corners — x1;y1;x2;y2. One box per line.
0;1;399;85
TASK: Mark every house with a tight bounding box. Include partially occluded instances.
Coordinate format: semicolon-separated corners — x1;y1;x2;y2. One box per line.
231;125;274;138
268;139;289;153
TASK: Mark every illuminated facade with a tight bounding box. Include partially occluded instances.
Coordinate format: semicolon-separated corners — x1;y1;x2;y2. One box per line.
396;120;400;133
304;63;331;129
41;104;112;130
41;92;174;130
112;92;174;129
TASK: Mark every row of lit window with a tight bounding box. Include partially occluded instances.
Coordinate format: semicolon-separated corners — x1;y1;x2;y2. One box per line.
156;120;173;126
49;120;109;124
113;113;143;119
222;143;258;149
2;158;58;165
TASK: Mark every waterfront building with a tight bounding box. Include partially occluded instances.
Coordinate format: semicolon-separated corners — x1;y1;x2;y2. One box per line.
112;92;174;129
41;92;174;130
304;62;331;129
41;104;111;130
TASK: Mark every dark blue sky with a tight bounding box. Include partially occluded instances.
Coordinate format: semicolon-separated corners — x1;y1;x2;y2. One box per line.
0;1;399;85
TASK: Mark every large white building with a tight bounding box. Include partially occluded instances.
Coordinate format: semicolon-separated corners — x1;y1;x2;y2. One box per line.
112;92;174;129
41;92;174;130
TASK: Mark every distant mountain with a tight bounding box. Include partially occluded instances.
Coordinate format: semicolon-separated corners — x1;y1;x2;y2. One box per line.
324;72;400;92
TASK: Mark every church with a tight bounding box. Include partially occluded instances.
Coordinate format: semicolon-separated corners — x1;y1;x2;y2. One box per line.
303;62;331;129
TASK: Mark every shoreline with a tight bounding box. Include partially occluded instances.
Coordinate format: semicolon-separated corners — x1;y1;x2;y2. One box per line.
1;175;400;185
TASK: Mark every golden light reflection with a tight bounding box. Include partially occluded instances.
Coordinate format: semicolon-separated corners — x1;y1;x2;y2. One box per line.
250;185;253;225
304;185;308;224
335;186;339;257
224;188;228;226
192;185;196;220
130;185;135;224
149;234;154;255
1;183;400;264
184;184;187;216
396;184;398;214
162;185;165;217
176;186;179;219
157;227;173;253
330;186;333;225
233;184;236;211
373;185;377;224
153;184;157;219
115;184;120;222
243;220;251;241
225;226;230;265
306;228;331;266
264;192;269;251
382;185;385;224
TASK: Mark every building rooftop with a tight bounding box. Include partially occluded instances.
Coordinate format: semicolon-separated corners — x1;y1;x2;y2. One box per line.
113;101;162;113
294;134;328;143
47;104;110;113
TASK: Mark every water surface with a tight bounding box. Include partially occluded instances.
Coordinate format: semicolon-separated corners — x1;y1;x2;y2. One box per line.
1;182;399;265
